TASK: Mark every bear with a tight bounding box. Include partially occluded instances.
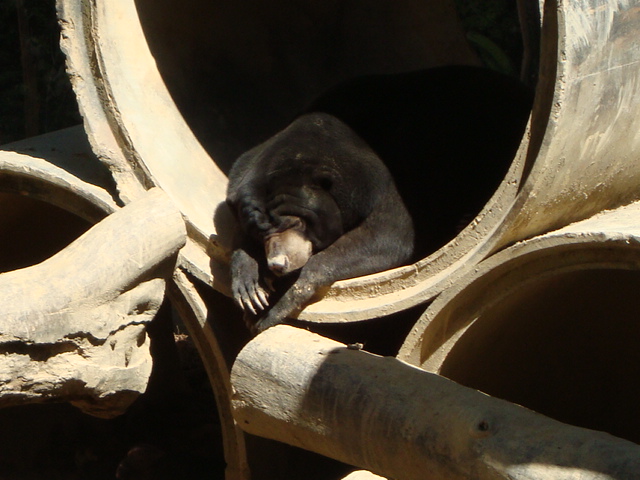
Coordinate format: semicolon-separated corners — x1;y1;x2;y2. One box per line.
226;65;533;332
226;112;415;333
307;65;534;255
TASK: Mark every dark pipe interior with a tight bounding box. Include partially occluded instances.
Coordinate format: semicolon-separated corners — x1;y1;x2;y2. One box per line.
134;0;534;258
307;66;533;255
0;193;91;272
134;0;483;172
440;268;640;445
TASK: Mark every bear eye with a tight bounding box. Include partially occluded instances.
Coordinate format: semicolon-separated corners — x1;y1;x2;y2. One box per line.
315;176;333;191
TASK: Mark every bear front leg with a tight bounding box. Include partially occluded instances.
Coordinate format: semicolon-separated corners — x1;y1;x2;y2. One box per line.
252;271;320;333
230;246;271;315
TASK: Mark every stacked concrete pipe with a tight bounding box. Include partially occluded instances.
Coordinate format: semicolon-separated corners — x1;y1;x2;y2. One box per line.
49;0;640;478
55;0;640;318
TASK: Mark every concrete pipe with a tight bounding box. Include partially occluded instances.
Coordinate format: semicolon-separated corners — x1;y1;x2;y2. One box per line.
399;200;640;446
297;0;640;321
0;128;118;272
55;0;640;323
55;0;523;321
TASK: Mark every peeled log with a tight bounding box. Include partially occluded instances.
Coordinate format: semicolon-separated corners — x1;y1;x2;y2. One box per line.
231;326;640;480
342;472;385;480
0;188;186;417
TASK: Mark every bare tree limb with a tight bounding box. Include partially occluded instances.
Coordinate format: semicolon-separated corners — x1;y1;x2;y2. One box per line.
0;188;186;417
232;326;640;480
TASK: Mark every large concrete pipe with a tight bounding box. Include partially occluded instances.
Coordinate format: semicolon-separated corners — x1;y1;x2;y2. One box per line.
56;0;527;321
399;200;640;447
55;0;640;323
280;0;640;322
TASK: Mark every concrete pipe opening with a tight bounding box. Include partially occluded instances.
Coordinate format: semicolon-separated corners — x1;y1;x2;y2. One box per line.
398;203;640;447
0;193;91;273
58;0;538;320
438;268;640;445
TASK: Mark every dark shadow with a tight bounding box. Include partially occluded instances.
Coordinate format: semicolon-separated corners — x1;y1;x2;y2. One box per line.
307;65;533;257
0;194;91;272
294;302;428;358
133;0;483;172
440;268;640;445
0;300;226;479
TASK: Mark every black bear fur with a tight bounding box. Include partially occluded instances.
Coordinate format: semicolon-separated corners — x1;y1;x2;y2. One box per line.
226;112;415;332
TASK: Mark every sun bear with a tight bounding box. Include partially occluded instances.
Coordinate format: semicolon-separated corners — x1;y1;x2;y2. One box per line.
226;65;533;333
226;112;415;332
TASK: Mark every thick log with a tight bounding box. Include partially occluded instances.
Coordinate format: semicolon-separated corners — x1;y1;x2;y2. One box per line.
0;188;186;417
342;472;385;480
231;325;640;480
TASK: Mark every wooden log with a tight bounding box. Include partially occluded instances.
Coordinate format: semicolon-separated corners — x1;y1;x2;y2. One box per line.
0;187;186;417
231;325;640;480
342;471;386;480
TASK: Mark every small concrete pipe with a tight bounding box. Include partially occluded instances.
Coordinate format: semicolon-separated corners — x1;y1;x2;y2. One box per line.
400;200;640;447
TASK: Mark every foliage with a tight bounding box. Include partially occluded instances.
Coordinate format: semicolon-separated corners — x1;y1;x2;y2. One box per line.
455;0;524;76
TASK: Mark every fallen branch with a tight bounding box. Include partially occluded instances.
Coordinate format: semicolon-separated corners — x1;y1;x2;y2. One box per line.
232;326;640;480
0;188;186;417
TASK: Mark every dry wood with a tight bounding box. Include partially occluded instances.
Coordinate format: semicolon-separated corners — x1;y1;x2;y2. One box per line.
0;188;186;417
232;325;640;480
342;471;386;480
